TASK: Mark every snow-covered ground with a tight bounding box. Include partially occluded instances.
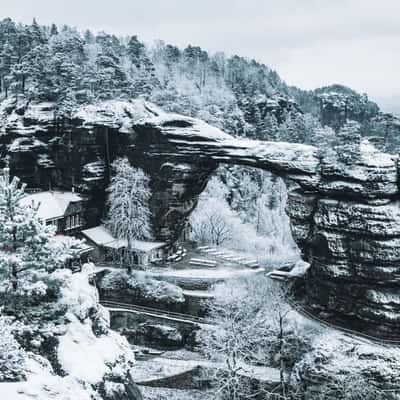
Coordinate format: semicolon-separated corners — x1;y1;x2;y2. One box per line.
1;357;95;400
0;265;136;400
141;386;214;400
130;356;280;384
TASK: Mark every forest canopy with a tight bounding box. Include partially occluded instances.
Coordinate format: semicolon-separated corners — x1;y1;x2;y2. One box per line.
1;17;399;152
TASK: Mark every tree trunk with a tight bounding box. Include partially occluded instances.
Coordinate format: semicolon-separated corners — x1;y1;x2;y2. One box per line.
11;263;18;291
279;313;286;398
127;239;133;274
11;226;18;291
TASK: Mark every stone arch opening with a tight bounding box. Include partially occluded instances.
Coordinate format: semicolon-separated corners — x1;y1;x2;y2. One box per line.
186;164;299;263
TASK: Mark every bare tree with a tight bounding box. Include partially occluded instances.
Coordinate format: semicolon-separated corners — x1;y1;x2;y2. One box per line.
200;276;315;399
314;372;389;400
190;197;234;246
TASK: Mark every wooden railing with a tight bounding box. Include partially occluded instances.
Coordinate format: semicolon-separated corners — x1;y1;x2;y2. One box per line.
100;300;212;325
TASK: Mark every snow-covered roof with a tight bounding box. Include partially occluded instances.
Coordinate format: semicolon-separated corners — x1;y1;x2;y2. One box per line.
50;235;93;253
20;191;84;221
81;225;116;246
81;225;166;252
131;239;166;252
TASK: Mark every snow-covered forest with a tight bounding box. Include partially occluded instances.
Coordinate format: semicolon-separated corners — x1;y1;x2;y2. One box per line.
1;17;400;152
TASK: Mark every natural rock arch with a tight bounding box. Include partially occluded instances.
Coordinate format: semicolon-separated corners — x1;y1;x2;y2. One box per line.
2;99;400;337
129;112;400;338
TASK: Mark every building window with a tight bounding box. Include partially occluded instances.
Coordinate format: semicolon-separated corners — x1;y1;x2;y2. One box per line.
65;214;82;231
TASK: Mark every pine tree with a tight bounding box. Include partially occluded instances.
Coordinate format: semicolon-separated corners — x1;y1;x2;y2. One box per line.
310;126;336;158
127;35;146;67
335;120;362;163
369;114;400;154
50;23;58;36
29;18;46;46
252;106;264;139
282;112;306;143
0;169;83;292
127;35;158;98
164;44;181;67
84;29;95;44
9;26;32;94
95;43;127;99
262;113;279;141
57;88;78;118
0;169;54;291
0;41;16;97
0;317;26;381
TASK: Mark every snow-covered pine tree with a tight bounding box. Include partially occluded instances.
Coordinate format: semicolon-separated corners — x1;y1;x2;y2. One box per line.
106;158;153;267
310;125;336;158
0;41;16;97
0;169;82;292
279;111;306;143
50;23;58;36
262;113;279;141
335;120;362;163
0;316;26;382
0;169;52;291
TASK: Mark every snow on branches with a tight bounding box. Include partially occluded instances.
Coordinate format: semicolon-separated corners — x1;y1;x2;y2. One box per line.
105;158;153;265
0;168;83;294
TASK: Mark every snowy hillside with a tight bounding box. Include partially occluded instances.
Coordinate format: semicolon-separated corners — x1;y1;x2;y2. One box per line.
1;265;137;400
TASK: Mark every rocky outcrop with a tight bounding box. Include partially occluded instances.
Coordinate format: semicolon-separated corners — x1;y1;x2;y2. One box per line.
1;98;400;336
295;331;400;398
96;270;186;313
109;310;199;350
314;85;380;131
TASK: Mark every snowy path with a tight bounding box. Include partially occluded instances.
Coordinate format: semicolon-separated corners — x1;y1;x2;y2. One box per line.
148;267;264;279
182;289;215;298
287;298;400;347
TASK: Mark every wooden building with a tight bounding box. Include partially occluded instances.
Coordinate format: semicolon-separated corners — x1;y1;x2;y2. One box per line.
20;191;87;235
81;225;166;268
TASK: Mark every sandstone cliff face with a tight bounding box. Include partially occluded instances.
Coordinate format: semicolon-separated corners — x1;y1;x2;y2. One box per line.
1;98;400;336
295;331;400;398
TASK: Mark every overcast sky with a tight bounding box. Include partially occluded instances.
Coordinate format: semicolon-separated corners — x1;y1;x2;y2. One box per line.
2;0;400;111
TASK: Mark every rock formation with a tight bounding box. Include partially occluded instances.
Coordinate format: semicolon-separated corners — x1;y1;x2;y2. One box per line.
1;98;399;337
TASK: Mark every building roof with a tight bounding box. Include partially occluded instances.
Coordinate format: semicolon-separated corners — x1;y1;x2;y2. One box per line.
50;235;93;254
20;191;84;221
131;240;166;252
81;225;116;246
81;225;166;253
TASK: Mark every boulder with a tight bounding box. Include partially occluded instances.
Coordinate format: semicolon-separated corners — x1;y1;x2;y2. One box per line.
135;323;184;349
